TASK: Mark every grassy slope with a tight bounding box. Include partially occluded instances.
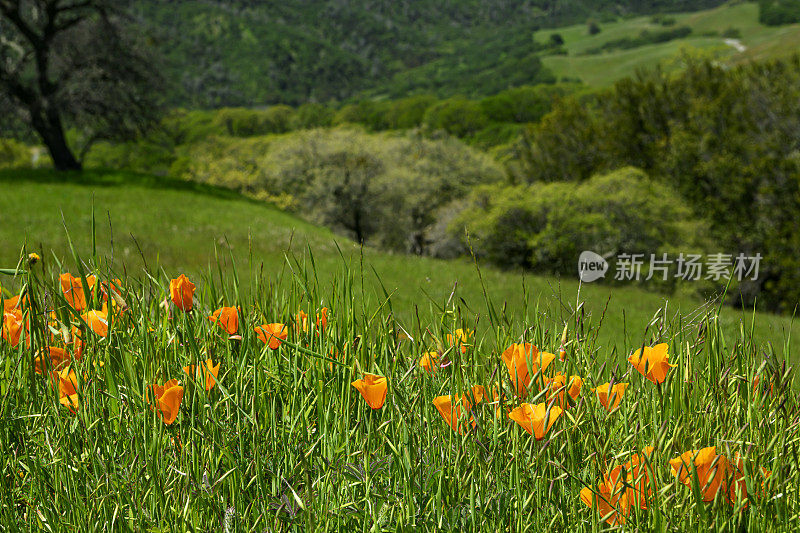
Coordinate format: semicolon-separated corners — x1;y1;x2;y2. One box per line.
2;169;796;362
536;2;800;86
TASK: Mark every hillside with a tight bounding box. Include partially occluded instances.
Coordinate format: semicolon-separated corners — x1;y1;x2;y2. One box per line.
134;0;730;106
1;169;796;363
535;2;800;86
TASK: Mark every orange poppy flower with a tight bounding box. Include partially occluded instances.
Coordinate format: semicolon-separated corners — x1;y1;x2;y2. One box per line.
432;385;485;433
254;323;288;349
295;310;309;333
446;328;472;354
608;447;656;510
501;343;555;396
2;295;20;313
351;373;388;409
34;347;72;374
183;359;220;391
580;476;631;526
60;273;96;311
592;382;629;411
628;343;676;384
753;374;775;396
149;379;184;425
51;367;79;412
669;447;733;503
543;372;583;410
169;275;195;312
209;306;239;335
508;402;563;440
419;351;440;374
81;309;109;337
2;309;25;347
316;307;328;330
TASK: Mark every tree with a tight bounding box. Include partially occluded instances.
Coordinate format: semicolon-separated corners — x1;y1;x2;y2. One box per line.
0;0;162;170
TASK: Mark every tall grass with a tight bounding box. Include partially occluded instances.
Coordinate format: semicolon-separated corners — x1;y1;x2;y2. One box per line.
0;234;797;531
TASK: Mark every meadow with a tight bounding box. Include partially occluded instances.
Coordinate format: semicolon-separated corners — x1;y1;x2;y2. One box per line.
535;2;800;87
1;201;797;530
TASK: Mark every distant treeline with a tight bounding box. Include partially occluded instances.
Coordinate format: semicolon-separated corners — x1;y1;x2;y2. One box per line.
759;0;800;25
583;26;692;54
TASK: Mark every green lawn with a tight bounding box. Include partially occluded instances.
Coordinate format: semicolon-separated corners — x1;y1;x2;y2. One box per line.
1;169;796;362
536;2;800;86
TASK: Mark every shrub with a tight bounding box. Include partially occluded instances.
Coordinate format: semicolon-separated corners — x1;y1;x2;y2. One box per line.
293;103;336;129
0;139;33;169
587;20;601;35
211;106;295;137
454;167;708;283
549;33;565;47
423;97;489;138
759;0;800;25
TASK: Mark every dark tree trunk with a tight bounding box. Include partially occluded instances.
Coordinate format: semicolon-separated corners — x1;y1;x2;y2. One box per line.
30;108;82;171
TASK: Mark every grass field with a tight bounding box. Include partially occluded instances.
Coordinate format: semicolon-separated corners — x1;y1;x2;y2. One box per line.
536;2;800;86
1;169;797;366
1;171;798;528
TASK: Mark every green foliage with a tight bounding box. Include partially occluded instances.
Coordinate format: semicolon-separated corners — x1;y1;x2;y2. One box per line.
293;103;336;129
587;20;602;35
479;84;579;124
423;98;489;138
211;107;295;137
176;128;504;253
759;0;800;25
511;56;800;311
456;167;707;283
0;139;33;169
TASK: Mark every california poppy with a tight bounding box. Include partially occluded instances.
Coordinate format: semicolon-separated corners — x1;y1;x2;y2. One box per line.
593;382;629;411
433;385;485;433
316;307;328;330
81;309;109;337
351;373;388;409
60;273;96;311
501;343;555;397
209;306;239;335
419;351;440;374
543;372;583;410
2;309;25;347
149;379;184;425
508;402;563;440
183;359;220;391
34;347;72;374
608;447;656;510
446;329;472;354
628;343;676;384
295;310;309;333
169;275;195;312
2;295;20;313
580;476;631;526
254;323;288;349
51;367;79;412
669;447;732;503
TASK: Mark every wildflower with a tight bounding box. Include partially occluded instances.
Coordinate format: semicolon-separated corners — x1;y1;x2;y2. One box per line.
254;323;288;349
669;447;732;503
592;382;629;411
501;343;555;396
209;306;239;335
169;274;195;312
543;372;583;409
81;309;109;337
34;347;72;374
27;252;40;265
351;373;388;409
149;379;184;425
52;367;79;412
580;476;631;526
2;309;25;346
609;447;656;510
183;359;220;391
433;385;485;433
446;328;472;353
60;273;96;311
628;343;676;384
2;295;20;313
419;351;440;374
753;373;775;396
295;309;309;333
508;402;562;440
316;307;328;330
